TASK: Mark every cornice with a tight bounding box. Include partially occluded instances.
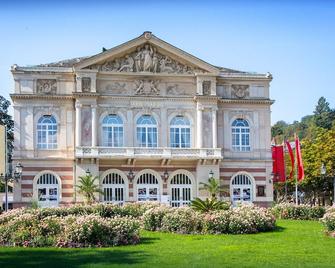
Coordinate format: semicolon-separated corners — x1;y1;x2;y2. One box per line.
10;94;74;100
219;98;275;105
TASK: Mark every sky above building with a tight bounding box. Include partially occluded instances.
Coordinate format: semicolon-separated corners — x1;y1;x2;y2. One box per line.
0;0;334;124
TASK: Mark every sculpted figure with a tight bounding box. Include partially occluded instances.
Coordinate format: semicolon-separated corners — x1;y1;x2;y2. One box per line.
134;80;144;95
152;48;159;73
118;55;134;72
159;56;174;73
150;80;160;95
111;59;120;71
134;47;142;72
142;44;153;72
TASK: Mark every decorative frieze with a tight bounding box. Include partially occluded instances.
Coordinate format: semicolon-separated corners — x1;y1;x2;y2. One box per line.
134;79;160;95
36;79;57;94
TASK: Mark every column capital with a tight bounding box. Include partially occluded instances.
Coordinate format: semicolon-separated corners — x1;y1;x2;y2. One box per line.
75;102;83;109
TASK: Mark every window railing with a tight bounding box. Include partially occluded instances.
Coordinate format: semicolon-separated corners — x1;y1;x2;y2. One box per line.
76;147;223;159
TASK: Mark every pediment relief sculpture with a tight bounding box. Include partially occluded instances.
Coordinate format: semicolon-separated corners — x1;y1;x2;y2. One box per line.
36;79;57;94
166;84;187;96
87;44;207;74
231;84;250;99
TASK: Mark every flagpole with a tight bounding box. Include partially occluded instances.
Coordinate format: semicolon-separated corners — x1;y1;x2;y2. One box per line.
283;136;288;202
295;134;298;205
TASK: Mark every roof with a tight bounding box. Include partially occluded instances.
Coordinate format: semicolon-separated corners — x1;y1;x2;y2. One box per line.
11;32;272;79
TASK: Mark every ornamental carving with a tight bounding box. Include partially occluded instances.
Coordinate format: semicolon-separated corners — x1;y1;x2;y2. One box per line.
105;82;127;94
92;44;206;74
166;84;186;95
203;81;211;95
36;79;57;94
231;84;250;99
82;77;91;92
134;79;160;95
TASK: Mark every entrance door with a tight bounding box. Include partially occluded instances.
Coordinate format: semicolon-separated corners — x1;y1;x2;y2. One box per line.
231;174;253;205
102;172;125;204
137;173;160;201
170;173;192;207
36;173;59;207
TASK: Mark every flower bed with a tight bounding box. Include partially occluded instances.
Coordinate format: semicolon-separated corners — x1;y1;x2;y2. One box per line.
0;212;140;247
143;203;276;234
272;203;326;220
321;207;335;237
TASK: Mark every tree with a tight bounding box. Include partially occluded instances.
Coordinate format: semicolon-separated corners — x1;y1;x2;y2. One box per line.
313;97;335;130
0;96;14;192
76;174;103;204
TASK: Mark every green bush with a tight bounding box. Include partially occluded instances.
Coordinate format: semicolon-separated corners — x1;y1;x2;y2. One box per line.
321;208;335;236
272;203;326;220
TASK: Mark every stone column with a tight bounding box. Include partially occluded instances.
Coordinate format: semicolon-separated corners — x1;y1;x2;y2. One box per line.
212;108;217;148
127;109;134;147
75;103;82;147
91;104;97;147
196;103;203;148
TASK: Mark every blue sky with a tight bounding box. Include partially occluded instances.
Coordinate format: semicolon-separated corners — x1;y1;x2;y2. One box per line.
0;0;334;124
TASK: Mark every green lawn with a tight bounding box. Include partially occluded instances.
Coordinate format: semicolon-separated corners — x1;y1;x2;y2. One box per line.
0;220;335;268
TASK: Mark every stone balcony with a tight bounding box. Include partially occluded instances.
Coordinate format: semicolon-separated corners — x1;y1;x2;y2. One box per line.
75;147;223;160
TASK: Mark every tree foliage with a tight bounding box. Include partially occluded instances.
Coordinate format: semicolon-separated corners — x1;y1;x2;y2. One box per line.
272;96;335;205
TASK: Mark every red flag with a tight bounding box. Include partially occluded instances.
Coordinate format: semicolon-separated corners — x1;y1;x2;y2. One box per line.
272;145;286;182
295;135;304;181
285;140;294;179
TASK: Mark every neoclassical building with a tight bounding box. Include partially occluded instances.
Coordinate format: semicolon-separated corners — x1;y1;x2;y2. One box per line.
11;32;274;208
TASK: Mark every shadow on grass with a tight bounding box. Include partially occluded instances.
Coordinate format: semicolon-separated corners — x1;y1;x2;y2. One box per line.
273;226;286;232
140;236;160;244
0;248;150;268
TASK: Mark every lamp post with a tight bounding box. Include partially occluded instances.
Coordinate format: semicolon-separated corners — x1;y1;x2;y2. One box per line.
0;162;23;212
320;163;335;206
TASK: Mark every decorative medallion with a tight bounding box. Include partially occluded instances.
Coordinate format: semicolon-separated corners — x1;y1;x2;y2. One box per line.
134;79;160;95
231;84;250;99
36;79;57;94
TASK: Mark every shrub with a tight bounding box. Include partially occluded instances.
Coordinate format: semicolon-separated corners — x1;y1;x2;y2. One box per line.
160;207;203;234
321;210;335;237
191;197;230;213
0;211;140;247
272;203;326;220
142;205;171;231
203;204;275;234
59;215;140;247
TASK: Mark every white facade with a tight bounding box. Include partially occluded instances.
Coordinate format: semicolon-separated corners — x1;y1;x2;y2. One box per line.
11;32;274;208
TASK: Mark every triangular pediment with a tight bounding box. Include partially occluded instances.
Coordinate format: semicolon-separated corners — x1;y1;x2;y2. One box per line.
74;32;220;75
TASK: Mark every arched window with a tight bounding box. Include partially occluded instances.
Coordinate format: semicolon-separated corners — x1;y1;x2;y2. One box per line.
102;114;124;147
232;119;250;151
231;174;253;203
102;172;125;204
36;173;60;207
170;116;191;148
137;173;159;201
37;115;57;149
170;173;192;207
136;115;157;147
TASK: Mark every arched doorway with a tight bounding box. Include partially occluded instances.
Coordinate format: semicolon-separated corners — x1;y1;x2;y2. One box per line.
102;172;126;204
136;173;160;201
170;173;192;207
35;172;60;207
231;173;254;203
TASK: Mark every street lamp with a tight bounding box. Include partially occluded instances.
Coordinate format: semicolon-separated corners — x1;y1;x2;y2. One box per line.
320;163;335;206
0;162;23;212
208;170;214;179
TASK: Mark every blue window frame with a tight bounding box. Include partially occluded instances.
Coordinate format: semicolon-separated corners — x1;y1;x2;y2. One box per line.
37;115;57;149
232;119;250;151
170;116;191;148
136;115;157;147
102;114;124;147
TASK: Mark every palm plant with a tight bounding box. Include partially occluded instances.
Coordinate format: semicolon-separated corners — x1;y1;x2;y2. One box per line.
199;177;227;200
76;174;103;204
191;197;230;213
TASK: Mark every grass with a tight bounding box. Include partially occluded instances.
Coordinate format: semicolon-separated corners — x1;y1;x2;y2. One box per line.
0;220;335;268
